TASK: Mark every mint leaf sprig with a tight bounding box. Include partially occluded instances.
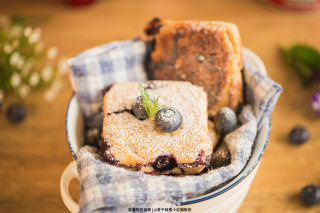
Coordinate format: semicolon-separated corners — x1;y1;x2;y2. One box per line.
139;83;161;119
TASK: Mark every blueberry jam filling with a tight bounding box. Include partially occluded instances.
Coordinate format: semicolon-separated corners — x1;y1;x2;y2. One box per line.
152;155;178;172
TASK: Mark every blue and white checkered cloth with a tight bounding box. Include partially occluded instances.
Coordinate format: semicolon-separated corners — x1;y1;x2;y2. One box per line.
69;38;282;213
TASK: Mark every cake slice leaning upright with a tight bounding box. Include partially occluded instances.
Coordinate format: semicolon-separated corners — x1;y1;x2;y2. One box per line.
101;81;219;175
145;18;243;118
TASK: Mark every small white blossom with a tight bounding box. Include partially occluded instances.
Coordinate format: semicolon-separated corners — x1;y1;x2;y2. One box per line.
0;90;4;103
52;80;62;91
47;46;58;60
3;43;13;54
44;89;56;102
29;72;40;87
58;57;69;75
18;84;30;98
16;56;25;69
9;25;23;38
24;27;32;37
41;65;54;82
10;52;20;67
34;42;44;54
29;28;41;44
21;59;33;77
10;73;21;88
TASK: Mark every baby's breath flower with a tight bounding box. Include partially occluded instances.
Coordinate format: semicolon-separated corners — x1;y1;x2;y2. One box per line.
24;27;32;37
3;43;13;54
10;73;21;88
52;80;62;91
21;59;33;77
34;41;44;54
58;57;69;75
29;72;40;87
44;89;56;102
47;46;58;60
16;56;25;69
0;90;4;103
8;25;23;38
10;52;20;67
29;28;41;44
41;65;54;82
18;84;30;98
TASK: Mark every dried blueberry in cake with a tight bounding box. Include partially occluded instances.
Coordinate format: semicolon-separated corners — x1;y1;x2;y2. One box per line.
152;155;177;172
132;96;149;120
155;107;183;133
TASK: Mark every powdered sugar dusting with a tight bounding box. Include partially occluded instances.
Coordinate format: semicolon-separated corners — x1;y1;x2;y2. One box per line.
102;81;216;166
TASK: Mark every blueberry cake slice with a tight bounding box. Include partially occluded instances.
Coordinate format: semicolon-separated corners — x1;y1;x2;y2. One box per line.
101;81;219;175
144;18;243;118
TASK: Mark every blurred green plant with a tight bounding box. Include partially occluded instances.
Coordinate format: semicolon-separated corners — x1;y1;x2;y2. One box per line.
281;43;320;116
0;15;68;107
281;44;320;87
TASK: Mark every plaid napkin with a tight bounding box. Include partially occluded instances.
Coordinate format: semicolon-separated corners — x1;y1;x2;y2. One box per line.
68;38;282;213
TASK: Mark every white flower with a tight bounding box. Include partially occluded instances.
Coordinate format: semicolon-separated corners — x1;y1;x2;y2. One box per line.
0;90;4;103
29;72;40;87
24;27;32;37
52;80;62;91
58;57;69;75
34;42;44;54
10;52;20;67
16;56;25;69
3;43;13;54
29;28;41;44
9;25;23;38
41;65;54;82
10;73;21;88
47;46;58;60
44;89;56;102
21;59;33;77
18;84;30;98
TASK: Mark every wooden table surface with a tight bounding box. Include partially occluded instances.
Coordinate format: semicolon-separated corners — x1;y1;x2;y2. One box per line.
1;0;320;212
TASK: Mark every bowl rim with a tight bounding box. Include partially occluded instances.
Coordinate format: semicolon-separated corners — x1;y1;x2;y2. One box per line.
65;94;270;205
65;47;271;205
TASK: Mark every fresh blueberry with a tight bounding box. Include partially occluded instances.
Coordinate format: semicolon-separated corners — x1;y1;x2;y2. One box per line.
6;103;26;123
214;107;237;134
155;107;183;133
288;126;309;145
152;155;177;172
132;96;149;120
300;185;320;206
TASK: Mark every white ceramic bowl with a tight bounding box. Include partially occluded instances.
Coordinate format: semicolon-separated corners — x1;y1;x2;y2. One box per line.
60;48;270;213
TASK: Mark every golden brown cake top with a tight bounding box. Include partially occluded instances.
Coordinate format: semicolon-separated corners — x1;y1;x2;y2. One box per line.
145;19;243;118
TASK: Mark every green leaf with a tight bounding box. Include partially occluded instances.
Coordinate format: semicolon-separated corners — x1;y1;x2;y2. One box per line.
138;83;161;119
289;44;320;68
293;61;314;87
281;44;320;87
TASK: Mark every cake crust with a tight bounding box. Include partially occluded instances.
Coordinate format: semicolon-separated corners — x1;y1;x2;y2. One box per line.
145;19;243;118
